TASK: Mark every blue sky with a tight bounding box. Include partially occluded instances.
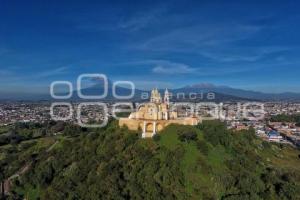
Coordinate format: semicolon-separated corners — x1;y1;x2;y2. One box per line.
1;0;300;94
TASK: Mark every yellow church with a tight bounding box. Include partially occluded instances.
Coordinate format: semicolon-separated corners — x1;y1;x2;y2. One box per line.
119;88;201;138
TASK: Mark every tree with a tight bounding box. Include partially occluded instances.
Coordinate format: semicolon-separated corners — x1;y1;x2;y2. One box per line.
178;131;197;142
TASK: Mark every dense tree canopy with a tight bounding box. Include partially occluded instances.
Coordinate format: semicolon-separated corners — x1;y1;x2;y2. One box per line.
0;120;299;199
270;114;300;126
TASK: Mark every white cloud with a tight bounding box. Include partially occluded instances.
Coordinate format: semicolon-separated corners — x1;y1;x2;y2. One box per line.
152;63;196;74
113;59;197;74
127;23;290;63
0;66;69;85
133;23;263;52
36;66;69;78
75;6;166;32
118;8;165;32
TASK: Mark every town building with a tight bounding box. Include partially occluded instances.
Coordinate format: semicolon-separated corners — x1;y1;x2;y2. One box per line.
267;130;283;142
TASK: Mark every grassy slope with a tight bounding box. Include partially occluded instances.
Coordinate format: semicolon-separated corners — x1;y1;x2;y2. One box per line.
0;135;63;199
158;124;300;199
158;125;224;199
2;122;300;199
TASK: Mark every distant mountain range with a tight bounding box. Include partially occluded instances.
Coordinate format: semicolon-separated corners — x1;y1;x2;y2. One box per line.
73;83;251;102
67;82;300;102
1;82;300;102
179;83;300;101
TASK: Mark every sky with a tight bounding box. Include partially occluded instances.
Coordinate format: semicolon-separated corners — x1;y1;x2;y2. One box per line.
1;0;300;94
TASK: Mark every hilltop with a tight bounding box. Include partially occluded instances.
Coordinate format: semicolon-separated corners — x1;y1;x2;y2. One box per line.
0;120;300;199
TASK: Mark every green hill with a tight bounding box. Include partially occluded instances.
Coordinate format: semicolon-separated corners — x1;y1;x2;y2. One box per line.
1;120;300;200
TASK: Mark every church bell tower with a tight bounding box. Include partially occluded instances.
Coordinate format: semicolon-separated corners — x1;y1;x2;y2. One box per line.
164;88;170;105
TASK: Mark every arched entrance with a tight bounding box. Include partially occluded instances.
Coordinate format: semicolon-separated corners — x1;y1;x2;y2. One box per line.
146;123;153;132
156;123;163;132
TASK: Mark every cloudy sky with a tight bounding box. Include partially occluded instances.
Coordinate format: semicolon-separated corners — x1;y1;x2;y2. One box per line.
1;0;300;94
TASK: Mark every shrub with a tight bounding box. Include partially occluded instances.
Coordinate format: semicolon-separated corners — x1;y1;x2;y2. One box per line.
153;134;161;142
178;131;197;142
196;140;209;155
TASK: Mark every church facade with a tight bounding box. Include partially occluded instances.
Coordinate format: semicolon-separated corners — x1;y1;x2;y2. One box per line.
119;88;201;138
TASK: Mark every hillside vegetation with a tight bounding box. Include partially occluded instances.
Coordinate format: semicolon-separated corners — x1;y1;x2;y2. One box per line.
270;114;300;126
1;120;300;200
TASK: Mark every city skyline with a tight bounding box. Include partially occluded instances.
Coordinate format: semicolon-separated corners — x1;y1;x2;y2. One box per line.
1;1;300;95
